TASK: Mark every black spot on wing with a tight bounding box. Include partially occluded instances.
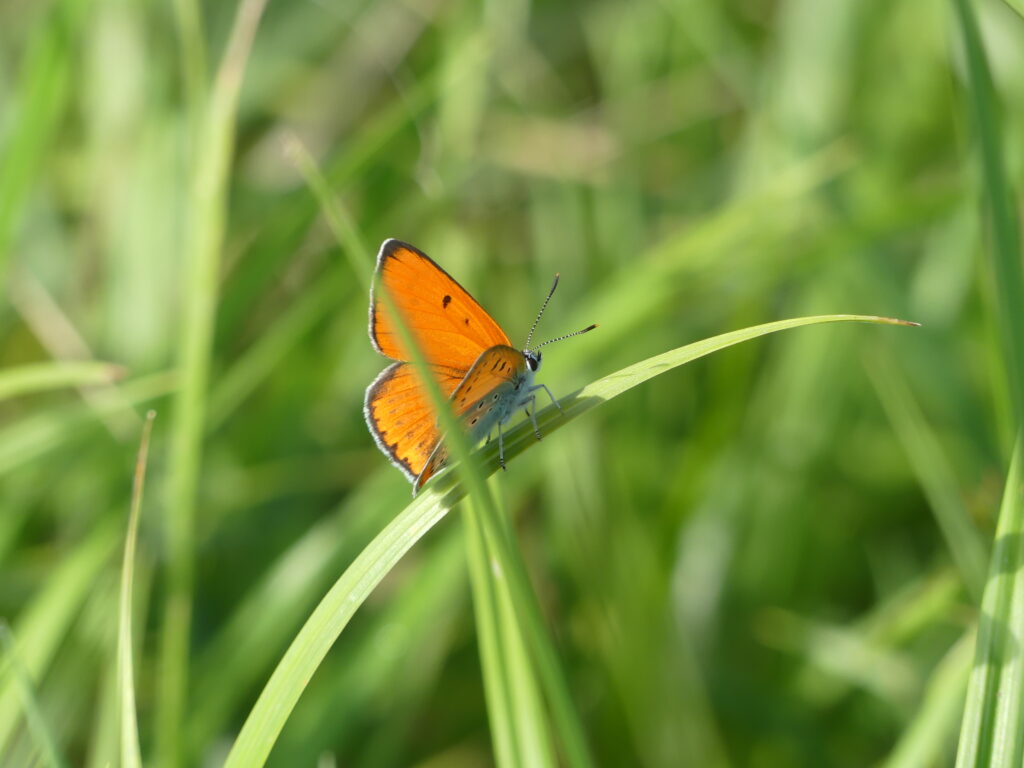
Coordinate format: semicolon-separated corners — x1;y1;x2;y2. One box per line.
464;318;470;326
442;294;452;308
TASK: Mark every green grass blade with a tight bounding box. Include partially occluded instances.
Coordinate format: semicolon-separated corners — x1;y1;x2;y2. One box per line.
949;0;1024;428
949;0;1024;765
171;0;207;143
0;362;124;402
222;488;453;768
462;486;557;768
0;372;174;478
291;144;591;768
469;492;592;768
884;629;973;768
756;608;918;707
184;471;403;758
283;529;466;765
117;412;155;768
224;312;915;767
0;624;68;768
463;496;524;768
157;1;268;763
867;352;988;601
291;136;567;768
0;0;76;285
955;438;1024;768
0;520;119;755
206;269;348;430
492;516;557;768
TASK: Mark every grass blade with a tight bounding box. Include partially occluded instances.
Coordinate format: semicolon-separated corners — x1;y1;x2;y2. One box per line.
157;1;268;763
955;438;1024;768
949;0;1024;765
0;0;77;285
0;372;174;478
117;412;156;768
949;0;1024;428
224;312;916;767
867;352;988;601
291;144;591;768
463;496;524;768
0;362;124;402
183;471;403;758
884;629;973;768
0;624;68;768
0;521;119;755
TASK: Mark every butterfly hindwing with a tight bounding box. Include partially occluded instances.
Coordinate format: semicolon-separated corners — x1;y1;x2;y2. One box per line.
369;240;512;370
450;345;526;422
364;361;466;484
413;345;527;491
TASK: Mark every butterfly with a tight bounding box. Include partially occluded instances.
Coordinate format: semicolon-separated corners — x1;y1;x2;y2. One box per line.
364;239;596;494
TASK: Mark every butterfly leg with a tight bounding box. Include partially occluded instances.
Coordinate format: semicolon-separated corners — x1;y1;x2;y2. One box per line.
524;394;542;441
530;383;563;414
497;420;507;471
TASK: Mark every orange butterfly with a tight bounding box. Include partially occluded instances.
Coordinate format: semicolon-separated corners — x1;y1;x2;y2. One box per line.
364;239;596;494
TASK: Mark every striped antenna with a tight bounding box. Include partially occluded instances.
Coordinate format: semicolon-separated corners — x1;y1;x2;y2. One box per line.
534;323;598;349
525;274;560;349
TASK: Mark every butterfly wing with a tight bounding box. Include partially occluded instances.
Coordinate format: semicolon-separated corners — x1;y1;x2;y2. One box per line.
414;345;527;491
369;239;512;369
364;362;465;484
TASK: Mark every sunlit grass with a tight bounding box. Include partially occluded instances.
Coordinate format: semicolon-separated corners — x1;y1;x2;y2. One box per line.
0;0;1021;765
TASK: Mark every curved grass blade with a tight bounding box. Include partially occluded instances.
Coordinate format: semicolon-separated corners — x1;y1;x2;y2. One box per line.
289;138;582;767
117;412;156;768
223;312;916;767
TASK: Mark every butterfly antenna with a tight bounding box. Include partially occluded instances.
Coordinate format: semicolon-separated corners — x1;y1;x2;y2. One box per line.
525;273;560;350
534;323;598;349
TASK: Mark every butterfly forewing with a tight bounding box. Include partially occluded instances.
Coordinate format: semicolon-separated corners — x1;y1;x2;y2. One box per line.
370;240;512;370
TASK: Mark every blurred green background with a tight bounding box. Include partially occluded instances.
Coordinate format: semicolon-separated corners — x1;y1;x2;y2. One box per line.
1;0;1022;765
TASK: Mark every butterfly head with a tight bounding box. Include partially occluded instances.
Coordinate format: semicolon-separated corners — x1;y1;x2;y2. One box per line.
524;349;542;372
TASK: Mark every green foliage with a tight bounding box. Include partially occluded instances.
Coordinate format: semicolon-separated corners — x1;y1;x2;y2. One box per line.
0;0;1021;766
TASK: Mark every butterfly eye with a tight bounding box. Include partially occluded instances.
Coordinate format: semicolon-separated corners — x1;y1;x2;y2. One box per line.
524;350;542;372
